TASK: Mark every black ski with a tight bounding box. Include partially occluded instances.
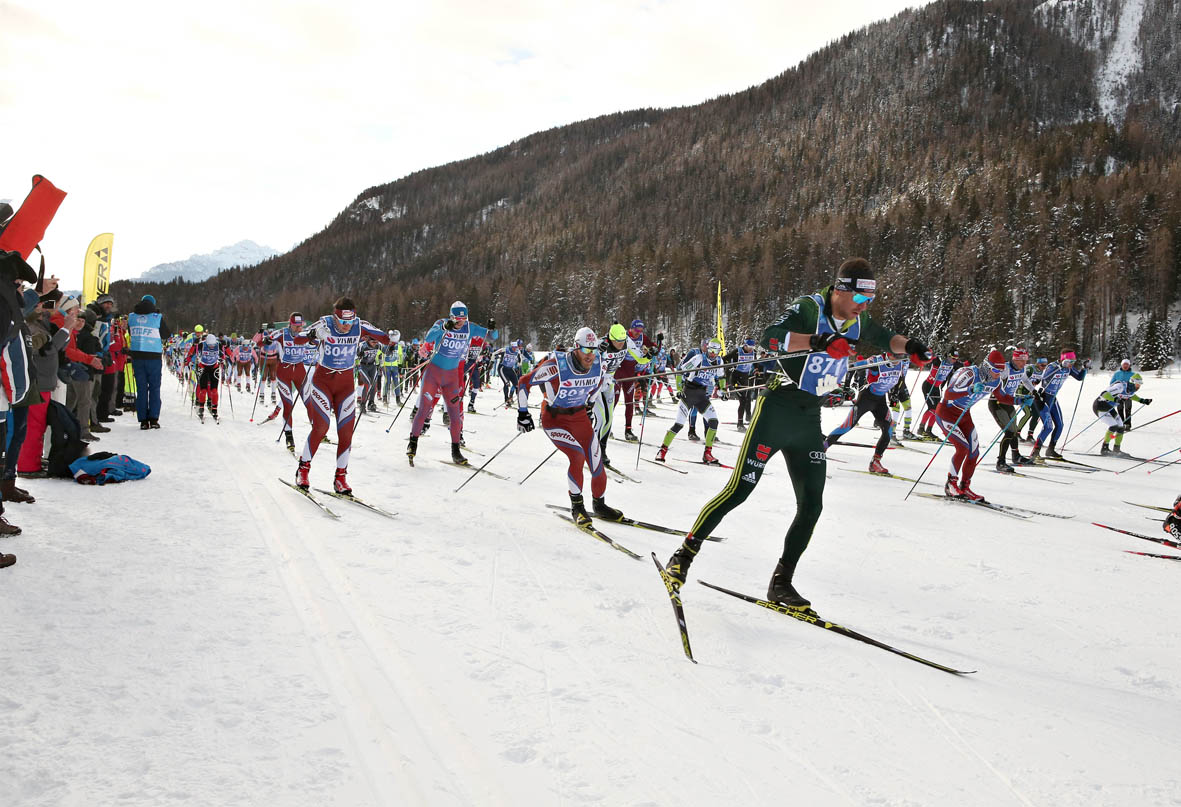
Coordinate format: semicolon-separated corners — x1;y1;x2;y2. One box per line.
1123;501;1171;513
544;504;725;542
1092;521;1181;549
697;580;975;676
277;478;341;519
914;491;1030;519
843;468;939;488
642;457;689;474
604;463;642;483
991;468;1073;485
437;460;510;481
314;489;398;519
1125;550;1181;562
653;553;696;663
552;512;642;560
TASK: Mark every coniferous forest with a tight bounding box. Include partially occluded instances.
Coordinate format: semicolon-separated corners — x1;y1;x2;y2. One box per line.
112;0;1181;364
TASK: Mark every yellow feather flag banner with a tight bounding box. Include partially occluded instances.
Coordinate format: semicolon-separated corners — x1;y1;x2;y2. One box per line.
716;281;726;353
82;233;114;305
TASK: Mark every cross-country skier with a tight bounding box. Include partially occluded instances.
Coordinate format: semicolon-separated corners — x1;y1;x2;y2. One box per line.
268;313;315;452
1162;495;1181;540
184;333;225;422
725;338;759;430
824;353;907;474
292;297;392;494
516;326;624;525
406;301;497;466
917;349;961;438
654;339;728;465
1110;358;1136;430
987;346;1037;473
664;258;931;609
591;323;630;468
495;340;524;406
935;348;1005;500
1030;350;1087;461
886;369;914;440
381;330;403;405
1095;372;1151;456
615;318;655;441
356;335;381;413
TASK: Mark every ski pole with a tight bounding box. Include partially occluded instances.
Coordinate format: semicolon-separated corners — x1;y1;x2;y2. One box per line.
518;448;557;485
903;405;968;501
248;371;264;422
634;381;650;471
612;348;812;384
1083;402;1151;453
455;431;522;493
1063;377;1085;447
978;401;1026;464
1061;414;1104;448
224;375;234;418
384;361;429;432
1124;445;1181;474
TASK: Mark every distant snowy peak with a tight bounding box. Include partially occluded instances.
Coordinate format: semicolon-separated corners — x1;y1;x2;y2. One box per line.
1035;0;1167;122
138;240;279;282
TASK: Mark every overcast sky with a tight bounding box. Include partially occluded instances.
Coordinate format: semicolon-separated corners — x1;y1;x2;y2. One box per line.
2;0;930;291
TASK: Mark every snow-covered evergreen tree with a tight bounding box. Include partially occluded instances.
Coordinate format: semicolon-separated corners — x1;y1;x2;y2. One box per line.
1105;316;1131;369
1137;315;1173;373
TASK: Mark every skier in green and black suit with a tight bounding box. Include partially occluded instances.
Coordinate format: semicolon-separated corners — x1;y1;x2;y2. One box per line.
664;258;932;609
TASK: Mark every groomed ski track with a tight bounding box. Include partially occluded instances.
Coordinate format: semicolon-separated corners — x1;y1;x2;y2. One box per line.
3;370;1181;806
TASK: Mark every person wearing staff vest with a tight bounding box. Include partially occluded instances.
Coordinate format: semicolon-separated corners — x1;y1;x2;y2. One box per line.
127;294;173;430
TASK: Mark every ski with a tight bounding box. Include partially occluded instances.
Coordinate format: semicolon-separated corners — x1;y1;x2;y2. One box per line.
545;504;725;542
991;468;1073;485
604;463;642;483
552;512;643;560
437;460;510;481
1125;550;1181;562
314;489;398;519
642;457;689;474
1045;456;1104;472
697;580;975;676
277;478;341;519
829;441;896;450
914;491;1031;519
1029;459;1098;474
1123;500;1171;513
1092;522;1181;550
653;553;696;663
673;458;736;470
257;407;281;424
842;468;939;488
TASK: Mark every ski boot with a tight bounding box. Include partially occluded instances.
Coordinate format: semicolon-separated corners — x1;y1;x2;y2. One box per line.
959;483;985;502
655;445;669;463
245;383;251;393
945;474;964;498
1023;431;1035;443
210;406;219;423
995;459;1014;474
664;544;697;592
271;391;277;404
868;454;889;475
295;460;311;490
902;428;916;440
1045;445;1064;460
197;404;205;423
624;429;638;442
467;403;477;414
569;493;592;526
1030;445;1046;465
687;428;700;442
1100;444;1111;456
442;410;450;426
702;446;721;466
285;430;295;453
333;468;352;496
767;559;811;610
592;497;624;522
1012;453;1033;466
406;436;418;466
368;401;377;413
1112;447;1129;458
451;442;469;466
736;421;746;432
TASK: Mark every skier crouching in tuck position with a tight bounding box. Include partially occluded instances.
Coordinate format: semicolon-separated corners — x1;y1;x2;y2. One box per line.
663;259;931;609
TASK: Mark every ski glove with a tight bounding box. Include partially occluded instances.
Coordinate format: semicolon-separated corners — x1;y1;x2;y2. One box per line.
719;388;730;401
517;409;535;433
1140;398;1153;405
487;317;496;331
418;341;434;359
904;338;933;366
971;382;985;394
809;333;853;359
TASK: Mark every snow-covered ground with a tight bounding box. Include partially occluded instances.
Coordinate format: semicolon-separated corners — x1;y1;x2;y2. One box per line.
4;367;1181;806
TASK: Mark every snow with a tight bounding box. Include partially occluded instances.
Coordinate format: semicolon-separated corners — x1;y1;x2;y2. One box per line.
4;369;1181;805
1097;0;1146;121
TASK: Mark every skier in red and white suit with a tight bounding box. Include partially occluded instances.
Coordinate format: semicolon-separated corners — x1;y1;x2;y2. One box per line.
517;326;625;526
292;297;391;494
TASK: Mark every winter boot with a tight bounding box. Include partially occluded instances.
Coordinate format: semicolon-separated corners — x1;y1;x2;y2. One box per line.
451;442;469;466
702;446;721;466
285;430;295;453
868;454;889;475
149;419;161;429
655;445;669;463
333;468;352;496
687;427;700;442
664;544;697;591
140;421;150;431
767;559;811;609
945;474;964;498
569;493;592;526
592;496;624;522
295;460;311;490
0;479;35;504
91;422;111;433
959;482;986;502
0;516;20;537
406;436;418;465
624;429;638;442
0;551;15;567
